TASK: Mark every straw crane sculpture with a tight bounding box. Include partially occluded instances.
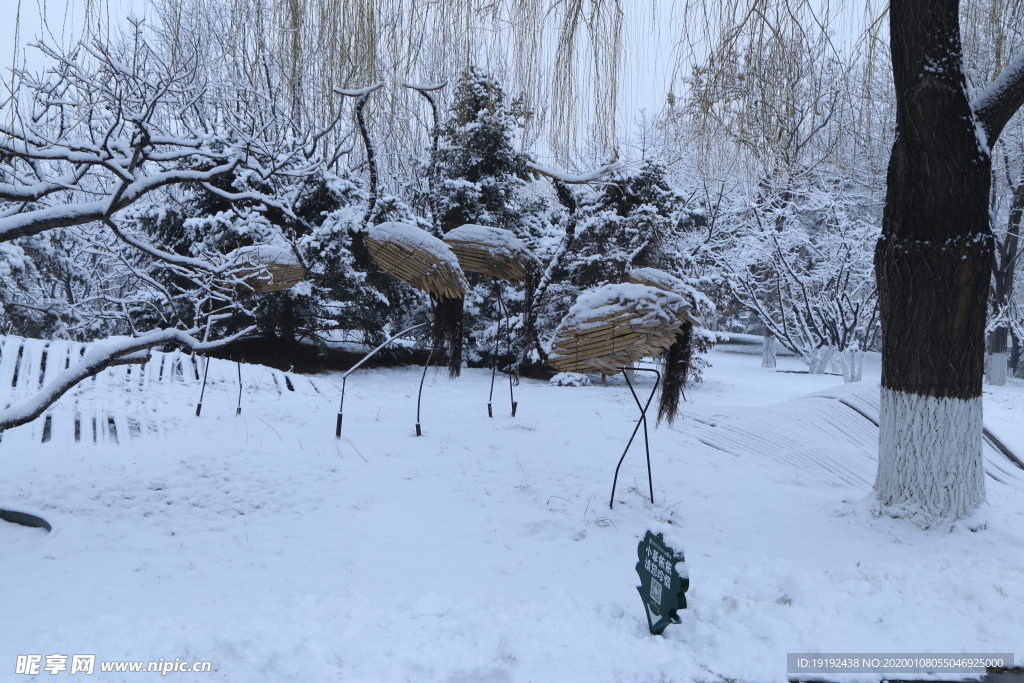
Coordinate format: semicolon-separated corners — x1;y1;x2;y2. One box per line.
196;243;308;417
362;221;470;435
547;271;707;508
443;224;540;417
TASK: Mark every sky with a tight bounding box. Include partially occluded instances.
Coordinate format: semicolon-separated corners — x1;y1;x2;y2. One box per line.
3;0;142;76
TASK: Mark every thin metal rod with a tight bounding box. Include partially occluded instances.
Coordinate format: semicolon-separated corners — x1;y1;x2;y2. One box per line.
609;367;661;509
236;359;243;416
624;370;656;505
336;375;348;438
195;356;211;417
342;323;430;380
497;287;517;417
487;305;500;418
416;345;437;436
334;322;429;438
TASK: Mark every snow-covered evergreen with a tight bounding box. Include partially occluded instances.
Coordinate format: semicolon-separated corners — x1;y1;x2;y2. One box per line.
539;161;706;319
432;67;551;369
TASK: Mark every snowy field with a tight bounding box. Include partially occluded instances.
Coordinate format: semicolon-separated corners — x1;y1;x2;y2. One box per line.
2;339;1023;682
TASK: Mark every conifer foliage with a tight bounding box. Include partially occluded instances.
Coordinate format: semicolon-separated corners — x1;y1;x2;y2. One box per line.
433;67;549;369
532;160;714;412
565;162;698;284
435;67;543;239
538;161;712;379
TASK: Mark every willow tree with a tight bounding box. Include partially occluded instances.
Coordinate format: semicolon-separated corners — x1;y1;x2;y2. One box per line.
143;0;631;171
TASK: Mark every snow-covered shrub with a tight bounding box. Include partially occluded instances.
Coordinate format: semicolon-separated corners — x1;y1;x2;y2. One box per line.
127;167;427;355
0;231;101;340
719;183;880;381
549;372;592;387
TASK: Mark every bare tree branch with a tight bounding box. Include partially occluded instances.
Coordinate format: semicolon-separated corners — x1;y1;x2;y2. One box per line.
0;326;254;432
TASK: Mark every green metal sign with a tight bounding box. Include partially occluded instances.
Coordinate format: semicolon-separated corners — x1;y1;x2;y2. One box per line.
636;530;689;635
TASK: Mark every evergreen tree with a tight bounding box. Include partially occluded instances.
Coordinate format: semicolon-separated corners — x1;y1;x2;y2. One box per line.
127;164;423;360
435;66;545;239
537;160;714;404
539;160;709;337
0;229;97;339
433;66;550;368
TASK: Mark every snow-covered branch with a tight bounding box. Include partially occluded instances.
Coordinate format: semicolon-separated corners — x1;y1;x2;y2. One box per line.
974;47;1024;147
0;326;253;432
0;164;239;243
0;21;344;418
525;160;621;184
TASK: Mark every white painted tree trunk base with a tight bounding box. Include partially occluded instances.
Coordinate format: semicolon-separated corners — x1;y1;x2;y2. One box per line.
875;388;985;523
804;346;835;374
986;352;1008;386
838;349;864;383
761;334;776;369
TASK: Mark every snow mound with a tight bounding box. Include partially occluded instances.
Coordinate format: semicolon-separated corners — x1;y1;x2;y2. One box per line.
808;381;1024;485
676;380;1023;489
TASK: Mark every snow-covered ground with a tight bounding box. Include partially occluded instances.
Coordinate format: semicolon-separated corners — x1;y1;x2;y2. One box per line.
2;340;1023;682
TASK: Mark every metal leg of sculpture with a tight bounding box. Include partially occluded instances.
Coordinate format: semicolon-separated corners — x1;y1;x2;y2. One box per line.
336;375;348;438
236;359;243;416
195;356;210;417
416;345;437;437
487;317;499;418
609;367;661;509
496;287;517;417
333;322;429;438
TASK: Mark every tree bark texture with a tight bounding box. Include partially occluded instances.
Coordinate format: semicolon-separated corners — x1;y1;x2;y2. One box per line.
875;0;993;519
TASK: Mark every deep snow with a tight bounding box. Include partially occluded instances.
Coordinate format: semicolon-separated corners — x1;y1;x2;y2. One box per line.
1;340;1023;682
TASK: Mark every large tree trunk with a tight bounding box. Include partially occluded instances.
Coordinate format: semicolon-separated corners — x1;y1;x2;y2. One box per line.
874;0;993;520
